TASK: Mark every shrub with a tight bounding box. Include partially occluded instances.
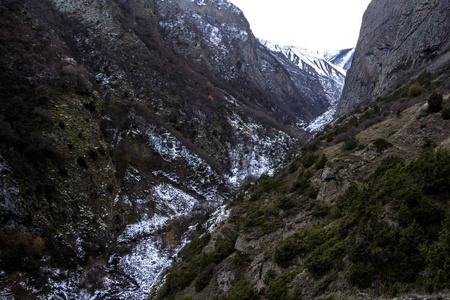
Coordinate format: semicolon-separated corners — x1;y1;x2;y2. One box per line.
441;107;450;120
276;196;295;210
227;280;259;300
195;268;213;292
181;233;211;261
346;263;374;288
341;136;358;151
275;237;300;268
428;92;443;113
305;240;346;277
422;139;437;149
407;83;423;97
265;274;289;300
292;169;314;193
315;154;328;170
373;138;393;153
417;71;431;86
301;153;318;168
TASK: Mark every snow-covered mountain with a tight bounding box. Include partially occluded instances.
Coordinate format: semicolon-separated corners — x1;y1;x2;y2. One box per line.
324;48;355;70
260;40;354;131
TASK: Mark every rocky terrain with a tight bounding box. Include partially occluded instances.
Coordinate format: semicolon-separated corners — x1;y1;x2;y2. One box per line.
338;0;450;115
1;0;448;299
0;0;351;298
154;0;450;299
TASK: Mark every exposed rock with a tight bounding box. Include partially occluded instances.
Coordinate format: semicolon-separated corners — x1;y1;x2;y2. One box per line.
416;108;429;119
338;0;450;115
158;0;344;122
322;167;336;181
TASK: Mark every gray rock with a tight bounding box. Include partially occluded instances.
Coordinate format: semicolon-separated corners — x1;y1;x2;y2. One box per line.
337;0;450;116
416;108;429;119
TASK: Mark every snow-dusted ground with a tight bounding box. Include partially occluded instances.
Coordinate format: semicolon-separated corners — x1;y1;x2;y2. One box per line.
101;110;291;299
226;113;293;185
306;103;337;132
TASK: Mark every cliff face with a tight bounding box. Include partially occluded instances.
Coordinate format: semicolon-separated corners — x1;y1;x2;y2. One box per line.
337;0;450;115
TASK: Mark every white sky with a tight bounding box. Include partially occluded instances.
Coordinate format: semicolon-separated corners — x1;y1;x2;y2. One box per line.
229;0;371;51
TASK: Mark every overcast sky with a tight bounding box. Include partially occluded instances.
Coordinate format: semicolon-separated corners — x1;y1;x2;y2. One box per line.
229;0;371;51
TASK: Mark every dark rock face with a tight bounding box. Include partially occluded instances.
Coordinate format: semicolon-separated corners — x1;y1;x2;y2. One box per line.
158;0;332;122
337;0;450;115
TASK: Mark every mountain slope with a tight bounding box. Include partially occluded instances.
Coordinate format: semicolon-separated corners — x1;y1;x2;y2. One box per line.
0;0;303;297
157;0;346;123
259;40;347;107
156;67;450;300
154;0;450;299
337;0;450;115
324;48;354;71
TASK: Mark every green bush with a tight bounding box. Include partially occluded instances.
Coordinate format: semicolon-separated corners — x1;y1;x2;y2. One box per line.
276;196;295;210
195;269;213;292
181;233;211;261
274;237;300;268
428;92;443;113
315;154;328;170
407;83;423;97
305;239;345;277
265;275;289;300
292;169;314;192
301;153;318;168
308;200;331;217
373;138;393;153
346;263;374;288
341;136;358;151
441;107;450;120
417;71;431;86
227;280;259;300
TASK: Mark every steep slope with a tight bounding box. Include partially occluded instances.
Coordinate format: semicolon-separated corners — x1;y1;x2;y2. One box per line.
154;0;450;299
0;0;303;298
157;69;450;300
338;0;450;115
258;42;353;132
158;0;334;123
324;48;354;71
260;41;347;106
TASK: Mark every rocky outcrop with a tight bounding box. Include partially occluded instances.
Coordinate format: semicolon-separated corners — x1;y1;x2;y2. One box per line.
337;0;450;115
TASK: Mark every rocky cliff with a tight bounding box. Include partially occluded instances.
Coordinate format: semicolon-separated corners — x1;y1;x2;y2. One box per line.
337;0;450;115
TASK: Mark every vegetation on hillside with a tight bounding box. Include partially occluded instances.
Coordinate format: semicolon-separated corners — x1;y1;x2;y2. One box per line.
156;66;450;299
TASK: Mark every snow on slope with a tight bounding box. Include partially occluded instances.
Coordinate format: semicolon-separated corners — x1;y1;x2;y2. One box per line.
324;48;355;70
260;40;355;132
261;39;346;84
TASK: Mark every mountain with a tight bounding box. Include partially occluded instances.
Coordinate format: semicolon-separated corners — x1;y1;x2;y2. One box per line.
324;48;355;71
154;0;450;299
157;0;340;123
258;41;354;132
0;0;353;298
259;41;348;106
337;0;450;116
